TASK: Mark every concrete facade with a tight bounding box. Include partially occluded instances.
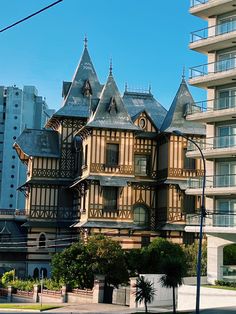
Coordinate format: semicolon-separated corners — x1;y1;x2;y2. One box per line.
0;85;54;210
187;0;236;283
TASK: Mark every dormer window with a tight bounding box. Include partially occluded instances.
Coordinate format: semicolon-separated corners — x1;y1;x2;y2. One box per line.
82;80;92;97
108;97;117;114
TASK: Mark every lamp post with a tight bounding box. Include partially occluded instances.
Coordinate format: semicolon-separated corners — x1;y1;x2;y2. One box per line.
173;130;206;314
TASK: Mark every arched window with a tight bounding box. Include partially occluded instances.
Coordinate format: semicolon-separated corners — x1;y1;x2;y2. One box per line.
33;268;39;279
133;205;149;226
39;234;46;248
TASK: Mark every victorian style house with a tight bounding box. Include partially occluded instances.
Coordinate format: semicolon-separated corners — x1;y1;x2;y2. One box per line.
13;42;205;275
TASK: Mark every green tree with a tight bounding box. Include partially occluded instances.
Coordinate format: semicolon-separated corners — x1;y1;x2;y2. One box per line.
124;249;144;276
160;257;185;314
86;235;129;287
224;244;236;265
133;276;155;313
51;235;129;289
51;241;94;289
183;241;207;276
142;238;186;274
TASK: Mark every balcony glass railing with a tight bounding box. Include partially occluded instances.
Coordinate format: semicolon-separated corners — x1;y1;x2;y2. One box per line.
187;134;236;151
186;95;236;115
190;0;208;7
188;174;236;189
213;214;236;227
191;20;236;43
187;213;236;227
189;57;236;79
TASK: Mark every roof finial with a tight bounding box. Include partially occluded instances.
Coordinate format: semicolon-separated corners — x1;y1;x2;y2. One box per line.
182;66;185;79
84;34;88;48
109;58;113;76
148;83;152;94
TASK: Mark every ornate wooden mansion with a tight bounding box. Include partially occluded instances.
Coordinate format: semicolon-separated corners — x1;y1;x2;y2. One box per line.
12;42;205;276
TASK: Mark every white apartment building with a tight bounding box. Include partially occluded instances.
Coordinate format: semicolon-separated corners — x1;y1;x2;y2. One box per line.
185;0;236;284
0;85;54;211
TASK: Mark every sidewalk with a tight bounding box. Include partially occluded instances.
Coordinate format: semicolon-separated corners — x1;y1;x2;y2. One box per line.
178;284;236;311
45;303;173;314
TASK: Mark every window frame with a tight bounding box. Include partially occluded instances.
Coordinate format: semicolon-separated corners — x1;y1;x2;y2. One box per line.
106;143;119;166
133;204;149;226
134;154;151;176
103;187;118;212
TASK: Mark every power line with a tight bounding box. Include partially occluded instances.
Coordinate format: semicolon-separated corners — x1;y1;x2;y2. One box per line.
0;0;63;34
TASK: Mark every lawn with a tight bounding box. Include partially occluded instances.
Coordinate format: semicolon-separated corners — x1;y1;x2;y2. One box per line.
204;284;236;291
0;304;62;311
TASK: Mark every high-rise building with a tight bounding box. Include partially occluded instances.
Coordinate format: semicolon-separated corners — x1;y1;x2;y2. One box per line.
187;0;236;283
0;85;54;211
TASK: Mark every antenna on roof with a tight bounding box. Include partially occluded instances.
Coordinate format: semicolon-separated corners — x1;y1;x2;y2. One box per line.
125;82;128;92
84;34;88;48
109;58;113;76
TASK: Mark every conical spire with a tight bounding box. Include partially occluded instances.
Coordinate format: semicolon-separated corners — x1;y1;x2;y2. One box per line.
49;42;103;121
160;77;205;135
87;72;139;131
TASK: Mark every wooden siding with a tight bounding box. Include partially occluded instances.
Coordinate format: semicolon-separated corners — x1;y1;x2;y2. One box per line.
168;135;204;178
133;112;157;132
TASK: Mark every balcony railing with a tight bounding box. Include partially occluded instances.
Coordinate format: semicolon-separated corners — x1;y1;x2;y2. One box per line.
190;0;208;7
189;57;236;79
213;214;236;227
191;20;236;43
186;95;236;115
187;134;236;151
188;174;236;189
187;213;236;227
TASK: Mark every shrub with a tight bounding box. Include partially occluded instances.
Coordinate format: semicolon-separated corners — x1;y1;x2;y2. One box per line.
2;270;15;287
215;280;236;288
43;279;61;291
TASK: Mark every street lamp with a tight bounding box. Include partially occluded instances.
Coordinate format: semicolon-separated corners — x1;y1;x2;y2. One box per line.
173;130;206;314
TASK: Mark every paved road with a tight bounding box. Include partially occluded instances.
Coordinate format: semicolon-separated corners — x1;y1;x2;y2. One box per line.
201;307;236;313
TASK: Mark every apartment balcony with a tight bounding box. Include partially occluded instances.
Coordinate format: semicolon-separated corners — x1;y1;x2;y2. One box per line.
186;95;236;123
190;0;236;20
186;134;236;159
190;21;236;53
189;57;236;88
186;213;236;233
186;174;236;196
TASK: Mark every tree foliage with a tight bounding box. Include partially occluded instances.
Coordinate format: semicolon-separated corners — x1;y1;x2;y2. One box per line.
141;238;186;274
183;241;207;276
133;276;156;313
1;270;15;286
223;244;236;265
51;235;129;289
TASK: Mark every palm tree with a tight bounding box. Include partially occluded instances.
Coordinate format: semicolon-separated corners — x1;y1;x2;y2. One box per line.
133;275;156;313
160;257;185;314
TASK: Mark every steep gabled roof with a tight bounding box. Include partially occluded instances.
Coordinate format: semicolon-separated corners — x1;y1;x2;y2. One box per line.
13;129;60;160
160;78;205;135
49;45;103;120
87;73;139;131
123;91;167;130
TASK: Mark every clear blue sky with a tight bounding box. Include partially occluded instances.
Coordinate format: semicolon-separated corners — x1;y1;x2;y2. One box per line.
0;0;207;110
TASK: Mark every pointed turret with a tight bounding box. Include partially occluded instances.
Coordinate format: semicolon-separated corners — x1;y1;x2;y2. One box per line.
47;40;103;122
87;71;139;131
160;78;205;135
